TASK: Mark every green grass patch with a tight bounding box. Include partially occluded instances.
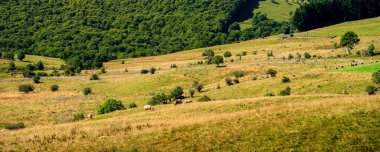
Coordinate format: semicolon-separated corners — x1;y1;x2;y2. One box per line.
335;63;380;73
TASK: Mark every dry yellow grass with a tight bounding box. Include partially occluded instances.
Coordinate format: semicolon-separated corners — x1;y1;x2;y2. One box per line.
1;18;380;151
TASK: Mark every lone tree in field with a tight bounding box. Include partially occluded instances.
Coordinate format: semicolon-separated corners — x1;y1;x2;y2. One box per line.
340;31;360;54
17;52;25;61
212;55;224;67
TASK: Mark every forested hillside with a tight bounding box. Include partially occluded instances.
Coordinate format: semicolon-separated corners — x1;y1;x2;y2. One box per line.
292;0;380;31
0;0;290;69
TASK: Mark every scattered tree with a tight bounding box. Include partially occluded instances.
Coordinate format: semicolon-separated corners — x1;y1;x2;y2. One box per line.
170;86;184;100
211;55;224;67
26;64;35;71
372;70;380;85
225;78;233;86
8;61;16;73
3;52;14;60
98;99;126;114
193;81;204;92
149;93;168;105
189;89;195;97
73;113;85;121
22;70;35;78
340;31;360;54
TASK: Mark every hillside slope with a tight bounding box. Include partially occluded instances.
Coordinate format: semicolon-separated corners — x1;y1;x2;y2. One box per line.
1;17;380;151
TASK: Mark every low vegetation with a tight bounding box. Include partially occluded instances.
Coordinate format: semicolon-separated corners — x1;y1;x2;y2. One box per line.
98;99;126;114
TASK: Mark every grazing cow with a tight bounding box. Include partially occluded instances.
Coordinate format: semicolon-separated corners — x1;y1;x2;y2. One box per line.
174;99;182;106
184;100;193;104
144;105;154;111
87;113;94;119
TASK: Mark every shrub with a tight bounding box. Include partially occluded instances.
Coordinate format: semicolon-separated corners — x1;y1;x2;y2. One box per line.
193;81;204;92
253;51;257;55
211;55;224;67
170;86;184;99
304;52;312;59
149;93;168;105
224;51;232;57
100;67;106;73
266;69;277;77
279;86;291;96
372;70;380;85
189;89;195;97
73;113;85;121
1;122;25;130
90;74;99;80
216;84;221;89
129;102;137;108
26;64;35;71
198;95;211;102
202;50;214;58
121;61;125;64
141;69;149;74
267;51;273;57
75;67;81;74
18;84;34;93
36;72;48;77
35;61;44;70
17;52;25;61
51;85;59;92
365;44;376;56
3;52;14;60
83;87;92;95
232;71;245;78
98;99;126;114
225;78;233;86
340;31;360;51
282;77;291;83
366;85;378;95
233;78;240;84
8;61;16;72
149;67;157;74
22;70;36;78
170;64;178;68
288;54;294;60
242;51;247;56
33;76;40;83
265;92;275;97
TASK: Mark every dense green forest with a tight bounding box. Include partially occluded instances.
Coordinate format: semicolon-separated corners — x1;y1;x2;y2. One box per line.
292;0;380;31
0;0;289;69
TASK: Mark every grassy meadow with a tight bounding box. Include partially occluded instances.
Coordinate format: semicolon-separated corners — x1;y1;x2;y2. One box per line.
1;17;380;151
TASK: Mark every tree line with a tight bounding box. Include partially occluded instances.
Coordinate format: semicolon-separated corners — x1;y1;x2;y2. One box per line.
0;0;289;70
292;0;380;31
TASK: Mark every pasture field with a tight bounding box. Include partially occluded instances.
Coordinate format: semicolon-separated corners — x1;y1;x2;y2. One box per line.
1;17;380;151
239;0;301;29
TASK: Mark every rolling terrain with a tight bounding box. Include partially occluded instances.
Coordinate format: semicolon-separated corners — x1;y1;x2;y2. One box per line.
1;16;380;151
